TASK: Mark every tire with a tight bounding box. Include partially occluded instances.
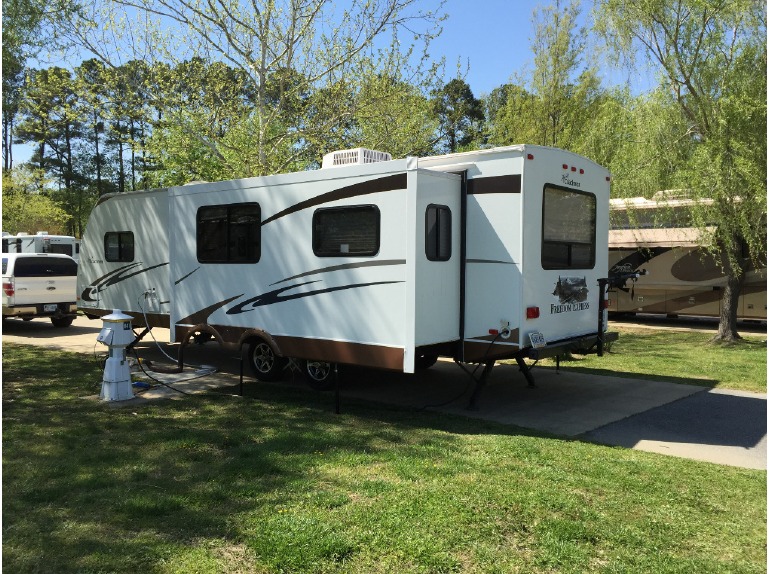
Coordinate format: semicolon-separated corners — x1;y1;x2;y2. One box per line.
248;339;287;381
414;353;439;370
51;316;74;328
302;359;337;391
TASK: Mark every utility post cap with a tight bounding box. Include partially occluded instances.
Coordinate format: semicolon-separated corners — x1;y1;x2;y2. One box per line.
102;309;134;322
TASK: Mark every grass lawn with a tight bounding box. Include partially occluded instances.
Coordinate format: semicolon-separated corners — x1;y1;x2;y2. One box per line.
3;342;766;573
527;323;767;393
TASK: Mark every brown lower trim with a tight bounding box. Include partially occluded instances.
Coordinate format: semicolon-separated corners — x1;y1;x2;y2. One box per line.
276;336;405;370
174;322;405;371
81;307;170;329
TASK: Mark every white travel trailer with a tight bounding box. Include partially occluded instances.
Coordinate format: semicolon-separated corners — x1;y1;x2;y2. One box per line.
2;231;80;263
77;145;615;389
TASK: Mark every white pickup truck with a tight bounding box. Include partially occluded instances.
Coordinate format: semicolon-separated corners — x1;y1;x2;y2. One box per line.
2;253;78;328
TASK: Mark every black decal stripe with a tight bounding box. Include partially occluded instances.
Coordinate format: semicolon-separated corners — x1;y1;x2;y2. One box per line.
270;259;406;285
175;266;201;285
81;262;169;301
467;174;521;195
228;280;404;314
176;294;244;326
466;259;517;265
262;173;407;226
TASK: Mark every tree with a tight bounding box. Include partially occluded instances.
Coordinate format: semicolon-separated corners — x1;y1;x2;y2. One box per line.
431;78;484;153
61;0;446;177
2;0;80;170
1;167;71;234
490;0;602;153
596;0;767;341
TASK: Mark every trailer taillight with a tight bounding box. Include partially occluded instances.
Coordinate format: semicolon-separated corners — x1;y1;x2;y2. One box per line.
526;306;540;319
3;281;14;297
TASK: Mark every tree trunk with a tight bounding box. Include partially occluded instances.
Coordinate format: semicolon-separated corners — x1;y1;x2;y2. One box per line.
714;237;747;343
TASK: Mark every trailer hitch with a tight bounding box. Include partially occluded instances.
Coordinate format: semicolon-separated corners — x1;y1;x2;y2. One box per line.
597;269;647;356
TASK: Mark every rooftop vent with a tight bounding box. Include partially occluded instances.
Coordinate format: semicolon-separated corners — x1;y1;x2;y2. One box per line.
322;148;392;169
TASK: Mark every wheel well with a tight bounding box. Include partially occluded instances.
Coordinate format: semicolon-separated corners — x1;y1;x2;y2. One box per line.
180;323;225;348
239;329;283;357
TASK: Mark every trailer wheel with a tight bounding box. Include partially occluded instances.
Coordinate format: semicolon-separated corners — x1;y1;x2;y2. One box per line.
248;339;287;381
415;353;439;370
302;360;337;391
51;316;74;328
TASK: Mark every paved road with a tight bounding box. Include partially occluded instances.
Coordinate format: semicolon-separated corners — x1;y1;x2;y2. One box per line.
3;314;766;469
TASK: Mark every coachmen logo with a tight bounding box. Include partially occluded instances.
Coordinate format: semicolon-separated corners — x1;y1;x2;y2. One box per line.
551;276;590;314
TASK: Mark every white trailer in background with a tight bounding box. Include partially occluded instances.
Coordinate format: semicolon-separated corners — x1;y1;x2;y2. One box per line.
2;231;80;263
77;145;615;391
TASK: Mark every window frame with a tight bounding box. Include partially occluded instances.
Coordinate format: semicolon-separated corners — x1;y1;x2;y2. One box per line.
196;202;262;264
425;204;452;262
104;231;135;263
312;205;381;258
541;185;597;270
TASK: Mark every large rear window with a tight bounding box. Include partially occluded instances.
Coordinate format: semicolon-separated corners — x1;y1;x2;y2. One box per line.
542;186;596;269
12;257;77;277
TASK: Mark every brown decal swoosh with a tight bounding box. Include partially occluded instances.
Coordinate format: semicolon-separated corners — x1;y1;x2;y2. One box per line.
262;173;407;226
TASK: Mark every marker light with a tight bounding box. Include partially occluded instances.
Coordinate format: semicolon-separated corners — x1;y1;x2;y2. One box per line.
526;306;540;319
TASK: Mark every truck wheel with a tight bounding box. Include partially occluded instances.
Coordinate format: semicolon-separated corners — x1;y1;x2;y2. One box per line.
302;360;337;391
248;339;287;381
51;317;74;328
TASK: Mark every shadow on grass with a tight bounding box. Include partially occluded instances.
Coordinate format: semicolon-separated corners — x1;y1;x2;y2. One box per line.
3;343;543;573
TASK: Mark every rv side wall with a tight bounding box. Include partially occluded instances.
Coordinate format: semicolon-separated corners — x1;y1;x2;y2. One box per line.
77;189;171;328
169;160;459;371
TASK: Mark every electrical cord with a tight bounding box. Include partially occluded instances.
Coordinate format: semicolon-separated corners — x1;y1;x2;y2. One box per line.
416;330;506;411
135;290;217;372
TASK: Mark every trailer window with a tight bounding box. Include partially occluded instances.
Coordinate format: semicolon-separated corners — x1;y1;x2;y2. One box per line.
426;204;452;261
104;232;135;262
313;206;380;257
197;203;261;263
542;186;596;269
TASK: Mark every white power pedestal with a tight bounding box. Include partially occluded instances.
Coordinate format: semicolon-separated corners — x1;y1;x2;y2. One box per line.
97;309;137;401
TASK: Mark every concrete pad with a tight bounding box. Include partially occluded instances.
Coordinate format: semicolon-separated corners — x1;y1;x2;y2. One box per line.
336;360;705;437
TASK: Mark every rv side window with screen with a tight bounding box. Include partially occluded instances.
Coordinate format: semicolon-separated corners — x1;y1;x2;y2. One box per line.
541;186;596;269
425;204;452;261
104;232;135;262
313;206;380;257
197;203;261;263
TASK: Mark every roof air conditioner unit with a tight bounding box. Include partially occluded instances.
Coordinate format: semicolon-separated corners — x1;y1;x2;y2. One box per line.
322;148;392;169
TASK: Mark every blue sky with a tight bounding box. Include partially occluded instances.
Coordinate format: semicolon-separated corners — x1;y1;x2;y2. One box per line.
430;0;655;96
